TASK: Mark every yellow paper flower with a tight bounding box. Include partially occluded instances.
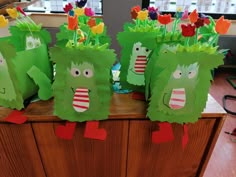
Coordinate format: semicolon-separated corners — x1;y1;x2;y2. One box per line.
74;8;84;17
6;8;19;19
137;10;148;21
91;22;104;35
0;15;8;28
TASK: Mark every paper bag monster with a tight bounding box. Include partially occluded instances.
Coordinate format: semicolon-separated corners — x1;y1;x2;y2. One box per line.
50;2;116;140
0;12;52;112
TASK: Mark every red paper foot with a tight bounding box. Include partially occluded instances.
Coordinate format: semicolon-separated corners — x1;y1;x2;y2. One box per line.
55;122;76;140
131;92;146;101
182;124;188;149
4;110;27;124
152;122;174;144
84;121;107;140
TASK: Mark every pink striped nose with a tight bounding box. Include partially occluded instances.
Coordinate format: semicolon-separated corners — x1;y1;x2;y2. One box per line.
134;56;147;74
169;88;186;110
73;88;90;112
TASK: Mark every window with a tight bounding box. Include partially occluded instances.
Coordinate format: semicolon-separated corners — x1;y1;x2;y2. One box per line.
21;0;102;14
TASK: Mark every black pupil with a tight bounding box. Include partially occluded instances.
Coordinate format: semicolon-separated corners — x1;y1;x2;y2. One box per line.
85;71;89;75
136;48;139;51
75;70;79;75
189;72;192;74
146;49;149;52
179;72;182;75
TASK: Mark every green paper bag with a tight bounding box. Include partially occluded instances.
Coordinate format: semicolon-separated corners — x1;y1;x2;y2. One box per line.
146;44;224;124
117;31;159;92
0;39;53;110
50;45;116;122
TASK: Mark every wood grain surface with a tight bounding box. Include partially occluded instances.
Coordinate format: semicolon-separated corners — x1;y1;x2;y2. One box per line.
32;120;128;177
0;123;46;177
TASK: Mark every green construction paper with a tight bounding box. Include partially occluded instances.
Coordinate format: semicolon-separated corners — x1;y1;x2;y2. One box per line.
50;45;116;122
27;66;52;100
0;40;53;110
117;31;159;92
146;44;224;124
9;26;51;52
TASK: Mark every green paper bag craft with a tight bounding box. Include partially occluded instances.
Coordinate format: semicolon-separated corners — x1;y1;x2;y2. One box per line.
50;2;116;140
0;7;53;110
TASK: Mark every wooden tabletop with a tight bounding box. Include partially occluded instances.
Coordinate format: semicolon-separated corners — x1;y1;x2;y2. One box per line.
0;93;226;122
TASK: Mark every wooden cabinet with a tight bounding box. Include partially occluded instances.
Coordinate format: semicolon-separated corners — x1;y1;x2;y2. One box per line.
0;93;226;177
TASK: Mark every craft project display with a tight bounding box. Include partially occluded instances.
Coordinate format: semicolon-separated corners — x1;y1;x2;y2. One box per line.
50;1;116;140
0;7;53;112
144;9;231;147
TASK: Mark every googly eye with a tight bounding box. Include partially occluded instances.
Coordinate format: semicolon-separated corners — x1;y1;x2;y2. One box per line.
83;69;93;78
188;71;197;79
35;41;41;48
71;68;81;77
0;58;4;66
27;41;33;49
136;47;140;51
173;70;182;79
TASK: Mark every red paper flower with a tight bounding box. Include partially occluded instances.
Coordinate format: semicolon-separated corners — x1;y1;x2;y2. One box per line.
215;16;231;34
203;18;210;25
84;7;94;17
68;15;78;30
16;6;26;16
181;24;196;37
158;14;172;25
63;3;73;13
131;5;141;19
194;18;204;28
87;17;96;28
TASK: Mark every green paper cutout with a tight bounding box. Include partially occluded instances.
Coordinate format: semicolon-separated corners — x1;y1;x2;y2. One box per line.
0;40;53;110
117;31;159;92
50;45;116;122
146;44;224;124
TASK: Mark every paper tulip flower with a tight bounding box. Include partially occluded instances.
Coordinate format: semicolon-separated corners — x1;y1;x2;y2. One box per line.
87;18;96;28
74;7;84;16
91;22;104;35
131;5;141;19
215;16;231;34
84;7;94;17
189;9;198;23
181;24;196;37
6;8;19;19
158;14;172;25
68;15;78;30
137;10;149;21
194;18;204;28
63;3;73;13
75;0;87;8
16;6;26;16
0;15;8;27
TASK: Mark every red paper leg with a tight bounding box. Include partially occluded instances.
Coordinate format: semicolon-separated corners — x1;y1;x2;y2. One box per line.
182;124;188;149
131;92;146;101
55;121;76;140
152;122;174;144
84;121;107;140
4;110;27;124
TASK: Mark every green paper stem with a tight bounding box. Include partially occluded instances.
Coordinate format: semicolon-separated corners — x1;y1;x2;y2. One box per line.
184;37;190;46
95;35;99;45
26;16;36;25
15;17;24;25
163;25;167;38
85;30;91;45
73;29;78;46
194;28;199;44
209;34;219;46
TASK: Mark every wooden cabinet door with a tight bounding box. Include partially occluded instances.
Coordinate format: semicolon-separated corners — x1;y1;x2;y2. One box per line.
127;119;216;177
33;120;128;177
0;123;46;177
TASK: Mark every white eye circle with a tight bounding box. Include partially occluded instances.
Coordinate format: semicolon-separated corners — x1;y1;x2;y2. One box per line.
27;41;33;49
0;58;5;66
71;68;81;77
83;69;93;78
173;70;182;79
35;41;41;48
188;71;197;79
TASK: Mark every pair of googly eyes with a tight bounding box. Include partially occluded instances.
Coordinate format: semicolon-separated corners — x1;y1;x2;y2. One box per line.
71;68;93;78
173;70;197;79
27;41;41;49
135;47;149;53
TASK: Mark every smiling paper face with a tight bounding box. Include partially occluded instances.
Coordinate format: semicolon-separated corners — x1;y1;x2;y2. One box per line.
0;52;16;101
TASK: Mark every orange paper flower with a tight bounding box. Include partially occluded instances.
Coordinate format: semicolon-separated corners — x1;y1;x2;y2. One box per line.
189;9;198;23
131;5;141;19
158;14;172;25
68;15;78;30
87;18;96;28
215;16;231;34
